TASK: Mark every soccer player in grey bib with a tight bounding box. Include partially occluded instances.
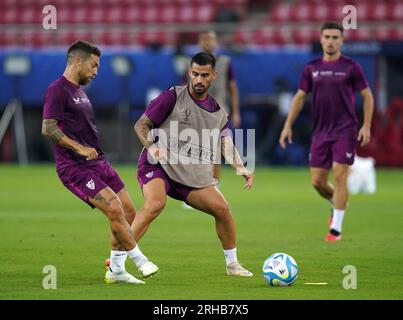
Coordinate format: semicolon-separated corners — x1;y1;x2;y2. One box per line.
133;52;254;277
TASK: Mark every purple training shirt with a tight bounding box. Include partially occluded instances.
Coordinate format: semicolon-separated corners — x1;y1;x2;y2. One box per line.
299;55;369;140
43;76;104;170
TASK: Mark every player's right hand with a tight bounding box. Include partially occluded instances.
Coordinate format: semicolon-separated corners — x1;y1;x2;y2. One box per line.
76;146;98;160
148;145;168;164
279;127;293;149
237;167;254;190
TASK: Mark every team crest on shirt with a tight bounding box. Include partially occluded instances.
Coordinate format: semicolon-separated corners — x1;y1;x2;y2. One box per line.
86;179;95;190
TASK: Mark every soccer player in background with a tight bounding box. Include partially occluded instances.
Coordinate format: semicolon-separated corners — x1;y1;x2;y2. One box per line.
132;52;254;277
279;22;374;241
42;40;158;284
198;31;241;184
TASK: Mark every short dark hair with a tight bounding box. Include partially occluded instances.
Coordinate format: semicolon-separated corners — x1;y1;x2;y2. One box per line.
199;30;216;36
67;40;101;63
321;21;344;35
190;52;216;69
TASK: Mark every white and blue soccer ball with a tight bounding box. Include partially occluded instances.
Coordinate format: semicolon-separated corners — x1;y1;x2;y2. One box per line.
263;253;298;286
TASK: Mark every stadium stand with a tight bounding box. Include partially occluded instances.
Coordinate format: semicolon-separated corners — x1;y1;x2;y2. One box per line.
2;0;403;47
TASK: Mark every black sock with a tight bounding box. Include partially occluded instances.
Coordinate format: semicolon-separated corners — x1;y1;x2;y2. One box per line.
330;228;341;236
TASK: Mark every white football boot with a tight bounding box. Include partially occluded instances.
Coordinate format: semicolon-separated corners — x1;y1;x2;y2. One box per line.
226;262;254;277
138;260;160;278
104;269;145;284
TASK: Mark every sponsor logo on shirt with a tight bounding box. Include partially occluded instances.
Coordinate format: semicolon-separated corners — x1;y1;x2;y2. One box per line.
145;171;154;178
335;72;347;76
346;152;353;159
72;97;90;104
312;71;319;78
86;179;95;190
319;71;333;76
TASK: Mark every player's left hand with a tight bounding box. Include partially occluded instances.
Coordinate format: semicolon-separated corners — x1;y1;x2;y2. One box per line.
357;126;371;147
237;167;254;189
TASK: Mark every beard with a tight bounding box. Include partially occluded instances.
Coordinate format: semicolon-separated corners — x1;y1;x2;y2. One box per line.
325;46;337;55
192;83;208;96
78;77;91;85
78;71;92;85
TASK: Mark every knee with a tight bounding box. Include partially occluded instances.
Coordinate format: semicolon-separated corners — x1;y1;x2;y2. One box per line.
107;202;125;222
213;201;232;220
333;171;348;186
312;178;326;191
142;199;166;220
124;205;136;224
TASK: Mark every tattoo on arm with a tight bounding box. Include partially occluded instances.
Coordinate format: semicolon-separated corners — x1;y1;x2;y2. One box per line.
134;115;155;149
42;119;83;152
42;119;65;143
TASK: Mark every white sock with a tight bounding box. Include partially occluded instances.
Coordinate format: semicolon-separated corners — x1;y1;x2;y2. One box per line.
127;245;148;268
224;248;238;266
109;250;127;273
330;209;345;233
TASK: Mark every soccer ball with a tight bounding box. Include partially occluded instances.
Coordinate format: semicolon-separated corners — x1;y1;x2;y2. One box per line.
263;253;298;286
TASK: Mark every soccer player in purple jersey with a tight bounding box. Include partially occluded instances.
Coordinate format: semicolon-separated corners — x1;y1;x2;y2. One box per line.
132;52;254;277
42;40;158;284
279;22;374;241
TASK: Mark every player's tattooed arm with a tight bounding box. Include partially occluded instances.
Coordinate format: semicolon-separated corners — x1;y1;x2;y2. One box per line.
42;119;65;143
134;114;155;149
42;119;98;160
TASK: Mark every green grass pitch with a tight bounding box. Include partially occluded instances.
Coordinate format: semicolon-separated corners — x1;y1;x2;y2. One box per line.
1;164;402;300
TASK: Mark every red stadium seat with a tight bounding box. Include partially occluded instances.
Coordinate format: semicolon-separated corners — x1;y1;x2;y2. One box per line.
292;28;318;44
0;31;17;47
312;4;331;22
87;7;107;24
105;6;124;24
160;6;178;23
99;31;130;46
122;6;142;24
367;3;388;21
269;3;292;22
291;3;313;22
389;2;403;21
57;6;73;24
3;7;19;24
389;28;403;41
